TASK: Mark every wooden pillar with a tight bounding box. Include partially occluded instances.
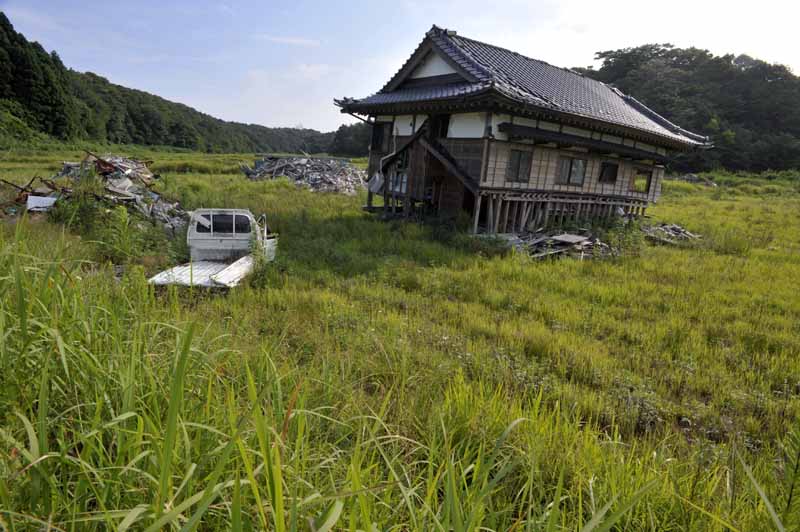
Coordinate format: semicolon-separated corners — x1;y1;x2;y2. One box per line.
509;201;519;233
403;170;411;217
487;194;495;234
520;202;531;233
383;172;390;216
472;194;483;234
543;201;551;228
494;197;503;234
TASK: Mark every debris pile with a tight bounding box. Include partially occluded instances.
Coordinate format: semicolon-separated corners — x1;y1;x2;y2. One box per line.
1;176;65;218
493;230;616;260
641;223;700;245
1;152;188;234
241;155;366;195
488;222;701;259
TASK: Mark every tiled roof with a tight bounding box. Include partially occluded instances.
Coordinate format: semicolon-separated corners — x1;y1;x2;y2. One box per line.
352;82;491;106
339;26;709;147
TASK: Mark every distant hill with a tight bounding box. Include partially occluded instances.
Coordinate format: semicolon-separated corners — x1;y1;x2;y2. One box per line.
0;12;369;155
576;45;800;171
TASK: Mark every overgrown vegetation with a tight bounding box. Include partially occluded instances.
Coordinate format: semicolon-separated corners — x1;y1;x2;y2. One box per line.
1;151;799;529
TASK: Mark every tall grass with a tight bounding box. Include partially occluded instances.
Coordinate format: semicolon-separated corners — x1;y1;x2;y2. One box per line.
1;153;799;529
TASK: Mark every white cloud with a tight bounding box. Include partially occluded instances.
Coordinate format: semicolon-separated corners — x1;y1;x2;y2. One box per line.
254;35;321;47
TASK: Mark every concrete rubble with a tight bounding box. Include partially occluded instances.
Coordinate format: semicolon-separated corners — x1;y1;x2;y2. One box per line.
1;152;188;234
641;223;701;245
241;155;366;195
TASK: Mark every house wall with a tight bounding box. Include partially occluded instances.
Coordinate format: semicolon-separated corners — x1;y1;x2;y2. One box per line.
410;52;457;78
483;140;664;203
394;114;428;136
368;111;669;203
447;112;485;138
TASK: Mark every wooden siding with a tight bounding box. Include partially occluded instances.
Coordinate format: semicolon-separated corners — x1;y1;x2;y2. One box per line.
483;140;663;203
438;138;483;182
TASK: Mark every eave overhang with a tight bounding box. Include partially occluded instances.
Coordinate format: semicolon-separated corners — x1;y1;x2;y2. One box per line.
497;122;669;163
335;88;705;153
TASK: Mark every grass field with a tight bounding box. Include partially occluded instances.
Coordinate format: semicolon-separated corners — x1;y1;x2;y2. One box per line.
1;147;800;530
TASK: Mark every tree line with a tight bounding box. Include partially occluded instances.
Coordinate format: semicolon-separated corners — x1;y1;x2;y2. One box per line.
577;44;800;171
0;12;369;155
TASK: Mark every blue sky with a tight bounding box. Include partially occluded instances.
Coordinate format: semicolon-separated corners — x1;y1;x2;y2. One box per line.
3;0;797;132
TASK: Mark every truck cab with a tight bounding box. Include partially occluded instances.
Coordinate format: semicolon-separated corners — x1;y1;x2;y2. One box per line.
187;208;276;262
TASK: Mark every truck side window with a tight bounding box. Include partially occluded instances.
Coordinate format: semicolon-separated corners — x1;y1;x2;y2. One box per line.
213;214;234;234
234;215;251;234
196;214;211;233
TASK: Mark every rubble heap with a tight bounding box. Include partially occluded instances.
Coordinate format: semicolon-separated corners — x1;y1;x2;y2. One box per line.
641;223;700;245
492;230;616;260
241;155;366;195
2;152;188;234
488;222;702;259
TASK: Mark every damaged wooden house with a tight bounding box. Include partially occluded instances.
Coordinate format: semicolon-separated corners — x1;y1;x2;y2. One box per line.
335;25;711;233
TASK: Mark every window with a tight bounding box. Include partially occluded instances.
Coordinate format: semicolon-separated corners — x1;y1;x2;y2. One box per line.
213;214;234;234
631;167;652;193
599;162;619;184
234;215;251;234
506;149;532;182
556;156;587;186
196;214;211;233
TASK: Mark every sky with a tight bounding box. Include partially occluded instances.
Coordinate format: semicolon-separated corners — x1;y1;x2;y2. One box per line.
2;0;798;132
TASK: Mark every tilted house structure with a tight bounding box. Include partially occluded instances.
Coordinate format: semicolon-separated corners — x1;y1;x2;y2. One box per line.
336;26;711;234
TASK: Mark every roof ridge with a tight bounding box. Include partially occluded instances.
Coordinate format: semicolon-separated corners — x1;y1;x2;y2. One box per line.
436;28;558;107
441;28;589;81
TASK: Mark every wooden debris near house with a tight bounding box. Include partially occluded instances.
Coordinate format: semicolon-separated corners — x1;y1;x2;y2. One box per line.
489;230;615;260
486;222;701;260
240;155;366;195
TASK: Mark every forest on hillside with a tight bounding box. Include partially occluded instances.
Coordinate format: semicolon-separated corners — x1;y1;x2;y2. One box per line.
0;12;369;155
577;44;800;171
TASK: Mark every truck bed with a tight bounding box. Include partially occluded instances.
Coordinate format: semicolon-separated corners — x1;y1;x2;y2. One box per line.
148;255;256;288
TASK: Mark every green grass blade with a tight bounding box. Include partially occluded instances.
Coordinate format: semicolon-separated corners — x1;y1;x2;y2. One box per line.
157;323;195;516
311;499;343;532
581;479;658;532
737;451;786;532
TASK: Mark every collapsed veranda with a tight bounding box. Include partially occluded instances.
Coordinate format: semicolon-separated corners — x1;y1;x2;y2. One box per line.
336;26;710;233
